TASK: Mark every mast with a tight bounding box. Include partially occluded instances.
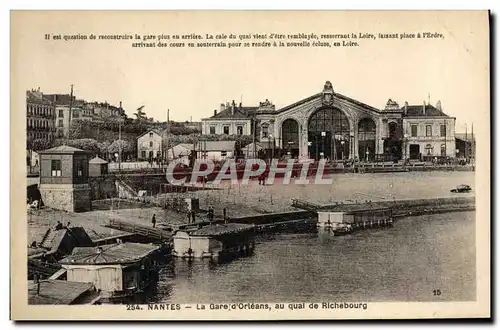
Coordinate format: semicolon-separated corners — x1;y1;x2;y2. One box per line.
252;117;256;159
68;84;73;138
118;111;122;173
165;109;170;165
465;124;468;159
471;122;474;163
444;119;447;158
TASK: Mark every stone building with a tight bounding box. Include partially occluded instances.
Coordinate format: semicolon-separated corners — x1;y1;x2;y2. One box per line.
38;145;92;212
26;89;56;143
46;94;124;138
137;129;163;160
201;81;456;161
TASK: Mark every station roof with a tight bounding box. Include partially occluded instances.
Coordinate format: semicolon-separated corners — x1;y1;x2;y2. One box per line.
59;242;159;265
402;104;449;117
28;280;95;305
189;223;255;237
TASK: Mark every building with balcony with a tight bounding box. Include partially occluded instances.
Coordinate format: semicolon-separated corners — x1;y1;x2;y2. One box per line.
200;81;456;161
26;89;56;144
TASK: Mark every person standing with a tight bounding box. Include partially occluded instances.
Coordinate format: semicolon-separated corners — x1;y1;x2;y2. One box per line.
54;221;63;231
208;207;214;224
191;210;196;224
151;214;156;228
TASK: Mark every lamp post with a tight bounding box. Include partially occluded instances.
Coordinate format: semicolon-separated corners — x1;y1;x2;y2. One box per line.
403;133;409;163
321;131;326;160
269;134;275;160
341;139;345;160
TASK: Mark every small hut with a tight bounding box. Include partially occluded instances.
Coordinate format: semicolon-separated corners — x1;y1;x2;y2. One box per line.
59;242;160;301
89;156;108;177
173;223;255;260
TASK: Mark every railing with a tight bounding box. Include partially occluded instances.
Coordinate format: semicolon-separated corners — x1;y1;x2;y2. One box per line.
106;219;172;242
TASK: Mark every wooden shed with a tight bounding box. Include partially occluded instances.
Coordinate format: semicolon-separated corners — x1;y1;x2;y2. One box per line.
59;242;160;301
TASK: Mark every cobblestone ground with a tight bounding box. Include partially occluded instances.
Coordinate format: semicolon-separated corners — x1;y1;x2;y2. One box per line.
28;171;474;243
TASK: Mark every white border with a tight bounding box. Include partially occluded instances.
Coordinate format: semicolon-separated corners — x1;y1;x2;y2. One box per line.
4;1;497;329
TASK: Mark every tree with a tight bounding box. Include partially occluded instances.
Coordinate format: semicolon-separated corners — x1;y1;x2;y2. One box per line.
97;141;111;156
63;138;100;153
107;139;134;154
31;139;54;152
134;106;147;121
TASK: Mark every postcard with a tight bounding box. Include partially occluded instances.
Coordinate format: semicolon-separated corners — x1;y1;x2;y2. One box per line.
11;10;490;320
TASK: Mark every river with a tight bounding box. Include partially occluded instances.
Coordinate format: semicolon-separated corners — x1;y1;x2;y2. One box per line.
147;211;475;303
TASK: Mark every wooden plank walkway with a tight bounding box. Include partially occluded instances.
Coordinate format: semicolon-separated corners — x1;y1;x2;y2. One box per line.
105;219;172;242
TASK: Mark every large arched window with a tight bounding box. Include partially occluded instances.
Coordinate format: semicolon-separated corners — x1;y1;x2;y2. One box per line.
308;107;350;135
358;118;376;161
358;118;376;141
281;119;300;156
307;107;350;160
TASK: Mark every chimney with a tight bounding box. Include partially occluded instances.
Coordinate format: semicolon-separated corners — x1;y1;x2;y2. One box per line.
423;101;426;115
404;101;408;116
231;100;235;116
220;103;225;112
214;109;217;117
436;100;442;111
119;101;122;108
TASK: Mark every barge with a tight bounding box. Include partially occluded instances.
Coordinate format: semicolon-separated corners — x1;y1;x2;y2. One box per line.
59;242;161;303
317;207;393;235
172;223;255;261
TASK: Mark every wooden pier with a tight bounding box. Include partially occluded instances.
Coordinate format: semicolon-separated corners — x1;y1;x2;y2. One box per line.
105;219;172;243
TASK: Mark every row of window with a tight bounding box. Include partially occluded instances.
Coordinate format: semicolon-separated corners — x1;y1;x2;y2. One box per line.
27;118;53;129
425;144;447;156
410;124;447;138
56;109;93;119
141;151;162;159
50;160;85;177
27;104;54;117
209;125;244;135
28;131;54;141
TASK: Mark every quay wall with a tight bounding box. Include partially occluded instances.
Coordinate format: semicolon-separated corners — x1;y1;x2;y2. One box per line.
229;196;475;225
89;176;118;200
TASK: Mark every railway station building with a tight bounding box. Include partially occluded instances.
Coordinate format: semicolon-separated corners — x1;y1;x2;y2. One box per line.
201;81;456;161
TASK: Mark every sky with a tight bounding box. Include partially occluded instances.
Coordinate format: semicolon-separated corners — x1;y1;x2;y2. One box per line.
11;11;489;133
